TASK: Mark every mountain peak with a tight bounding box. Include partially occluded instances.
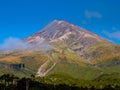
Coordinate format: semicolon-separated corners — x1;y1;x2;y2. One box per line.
25;19;109;49
49;19;74;27
52;19;69;23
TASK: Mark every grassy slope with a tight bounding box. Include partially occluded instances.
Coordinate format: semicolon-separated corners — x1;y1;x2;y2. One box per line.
47;42;120;80
0;50;49;77
47;45;101;80
0;42;120;81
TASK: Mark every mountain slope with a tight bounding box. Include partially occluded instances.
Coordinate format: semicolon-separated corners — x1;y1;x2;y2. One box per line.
0;20;120;80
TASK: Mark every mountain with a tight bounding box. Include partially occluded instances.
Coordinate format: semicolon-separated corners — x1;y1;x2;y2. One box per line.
25;20;112;60
25;20;108;50
0;20;120;80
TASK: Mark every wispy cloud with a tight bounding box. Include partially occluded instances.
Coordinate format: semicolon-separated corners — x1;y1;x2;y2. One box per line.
85;10;102;19
102;28;120;40
81;20;87;24
112;27;119;31
0;37;31;51
0;37;52;51
82;10;102;24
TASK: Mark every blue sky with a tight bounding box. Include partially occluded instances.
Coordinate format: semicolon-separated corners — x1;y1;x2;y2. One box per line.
0;0;120;44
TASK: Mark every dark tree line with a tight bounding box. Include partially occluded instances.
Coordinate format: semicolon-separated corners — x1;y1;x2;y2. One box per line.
0;74;120;90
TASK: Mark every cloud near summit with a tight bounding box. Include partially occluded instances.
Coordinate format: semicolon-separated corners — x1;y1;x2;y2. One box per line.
0;37;32;51
103;30;120;40
85;10;102;19
102;27;120;40
0;37;52;51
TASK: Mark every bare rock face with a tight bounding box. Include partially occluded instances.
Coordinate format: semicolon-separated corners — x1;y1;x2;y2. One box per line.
25;20;109;53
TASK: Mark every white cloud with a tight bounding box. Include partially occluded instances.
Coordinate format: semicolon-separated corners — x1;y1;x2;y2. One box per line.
0;37;52;51
112;27;119;31
0;37;32;51
85;10;102;19
102;30;120;40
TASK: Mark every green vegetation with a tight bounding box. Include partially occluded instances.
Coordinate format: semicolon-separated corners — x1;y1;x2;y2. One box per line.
0;73;120;90
0;45;120;80
0;50;49;77
0;41;120;90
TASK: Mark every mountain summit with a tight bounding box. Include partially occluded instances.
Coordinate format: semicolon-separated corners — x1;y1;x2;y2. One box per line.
25;20;109;52
26;20;106;43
